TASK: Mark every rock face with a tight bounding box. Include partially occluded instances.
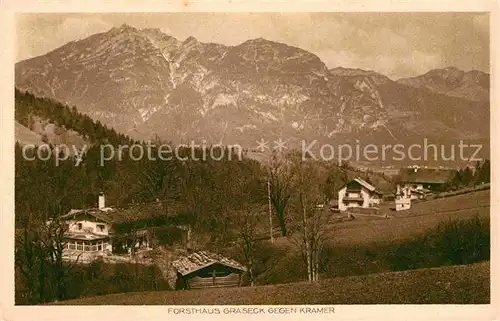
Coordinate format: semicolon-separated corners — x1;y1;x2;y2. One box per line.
16;24;489;153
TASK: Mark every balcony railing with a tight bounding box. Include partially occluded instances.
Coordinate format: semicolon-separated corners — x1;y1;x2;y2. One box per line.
343;196;364;202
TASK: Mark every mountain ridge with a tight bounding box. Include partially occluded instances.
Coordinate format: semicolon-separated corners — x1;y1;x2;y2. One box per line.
397;66;489;102
15;24;489;162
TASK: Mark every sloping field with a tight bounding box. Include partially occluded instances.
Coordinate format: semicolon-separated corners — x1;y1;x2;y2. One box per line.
58;261;489;305
393;188;490;217
330;189;489;245
15;121;43;146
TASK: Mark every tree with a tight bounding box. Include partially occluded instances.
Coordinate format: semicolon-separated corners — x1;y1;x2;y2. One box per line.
40;132;49;144
289;157;333;282
268;154;294;236
15;213;81;303
236;207;261;286
42;216;78;301
15;219;43;304
461;166;474;187
322;162;349;201
134;156;181;204
474;159;490;185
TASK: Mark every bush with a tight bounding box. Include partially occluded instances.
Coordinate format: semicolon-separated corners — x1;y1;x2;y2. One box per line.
428;216;489;265
69;262;171;300
16;260;171;305
391;216;489;270
251;242;306;285
152;226;185;246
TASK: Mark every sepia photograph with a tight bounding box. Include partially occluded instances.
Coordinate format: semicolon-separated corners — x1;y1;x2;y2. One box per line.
6;8;493;312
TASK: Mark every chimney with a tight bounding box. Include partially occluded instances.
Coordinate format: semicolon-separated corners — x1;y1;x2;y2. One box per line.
98;192;105;209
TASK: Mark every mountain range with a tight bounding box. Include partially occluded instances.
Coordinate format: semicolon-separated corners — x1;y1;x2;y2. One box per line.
15;24;490;163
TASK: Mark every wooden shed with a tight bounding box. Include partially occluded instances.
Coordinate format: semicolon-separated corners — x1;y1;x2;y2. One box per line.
172;251;246;290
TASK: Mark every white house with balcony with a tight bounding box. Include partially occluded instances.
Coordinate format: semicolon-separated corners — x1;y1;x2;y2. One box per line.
56;193;187;262
338;177;383;212
58;193;114;261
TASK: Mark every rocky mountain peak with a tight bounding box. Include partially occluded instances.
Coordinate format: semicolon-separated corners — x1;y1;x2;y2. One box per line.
427;66;464;80
109;23;138;34
183;36;198;44
329;67;392;86
397;67;489;102
142;27;166;37
119;23;136;31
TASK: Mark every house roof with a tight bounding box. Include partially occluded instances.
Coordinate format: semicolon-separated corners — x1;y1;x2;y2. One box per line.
59;200;186;225
344;177;383;195
399;167;455;184
410;187;431;194
354;177;376;191
172;251;247;276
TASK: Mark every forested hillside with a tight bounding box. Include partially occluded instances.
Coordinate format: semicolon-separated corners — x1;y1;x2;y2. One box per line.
15;89;132;146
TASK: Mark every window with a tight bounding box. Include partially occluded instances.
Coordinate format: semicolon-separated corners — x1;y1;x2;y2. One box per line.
77;223;82;230
76;242;83;251
97;242;102;251
97;224;105;232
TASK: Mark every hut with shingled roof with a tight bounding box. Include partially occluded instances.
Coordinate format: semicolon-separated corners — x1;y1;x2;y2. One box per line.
172;251;246;290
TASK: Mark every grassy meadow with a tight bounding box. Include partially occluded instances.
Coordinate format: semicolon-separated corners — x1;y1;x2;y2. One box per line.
58;261;489;305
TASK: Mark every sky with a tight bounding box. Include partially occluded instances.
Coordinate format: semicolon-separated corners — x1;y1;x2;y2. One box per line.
16;12;489;79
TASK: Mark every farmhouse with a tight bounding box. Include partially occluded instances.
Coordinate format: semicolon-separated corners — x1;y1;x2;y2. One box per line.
172;251;246;290
399;166;455;193
338;177;383;212
57;193;187;262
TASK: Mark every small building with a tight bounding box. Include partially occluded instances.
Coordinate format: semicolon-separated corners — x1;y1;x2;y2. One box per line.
172;251;246;290
399;166;455;193
338;177;383;212
407;187;428;200
395;185;412;211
